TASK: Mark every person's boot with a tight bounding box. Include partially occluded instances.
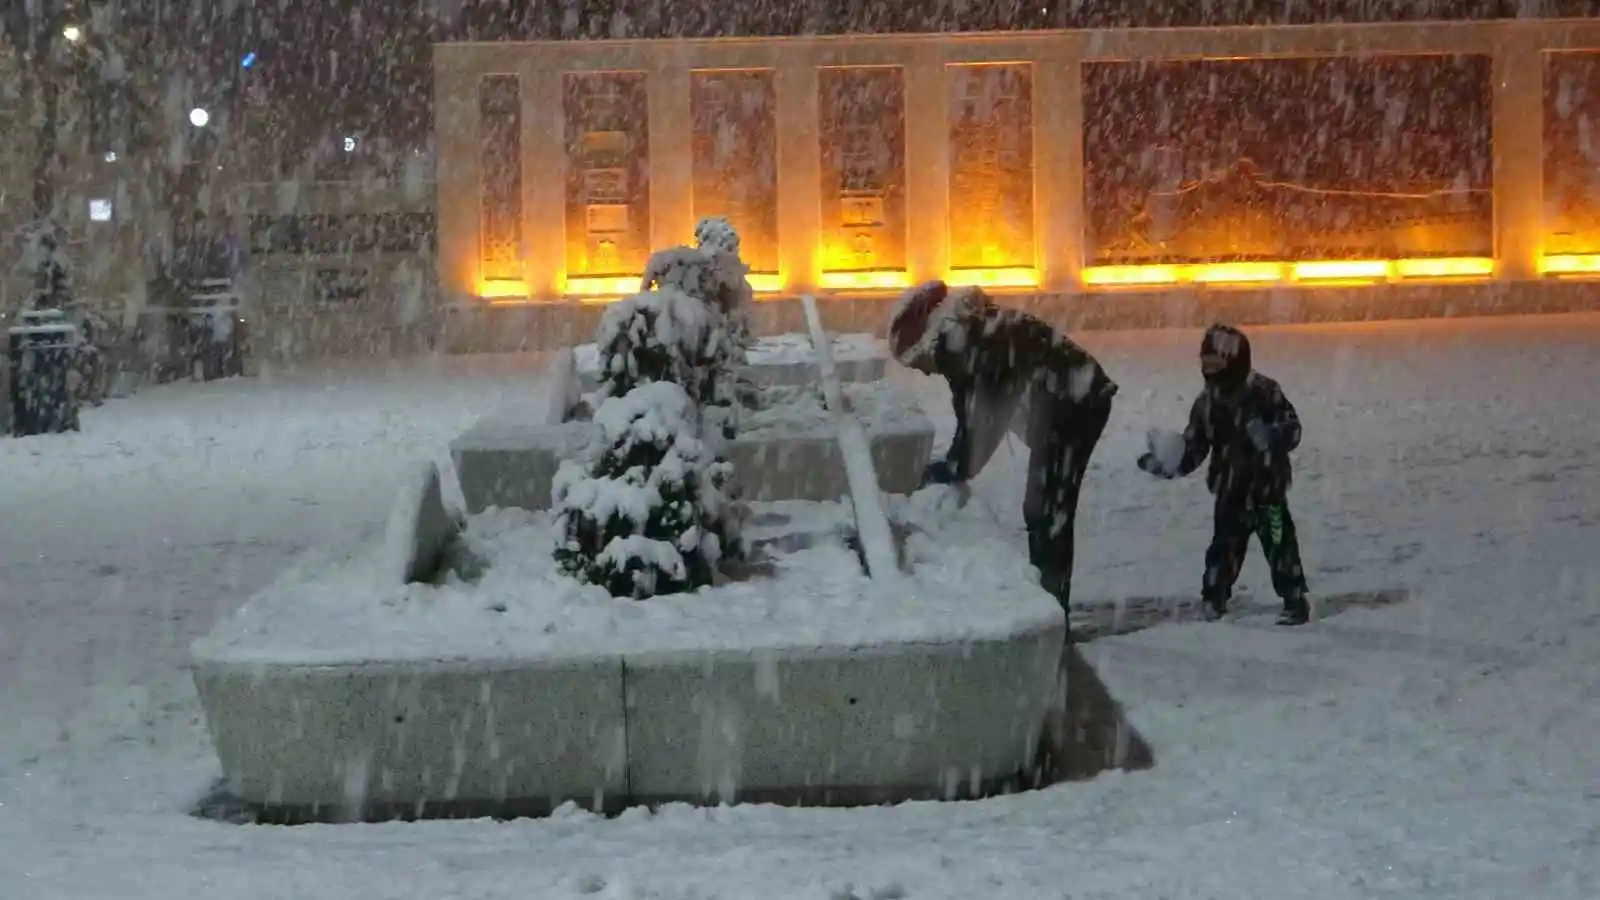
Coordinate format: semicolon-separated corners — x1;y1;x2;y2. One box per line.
1275;593;1311;626
1201;593;1228;622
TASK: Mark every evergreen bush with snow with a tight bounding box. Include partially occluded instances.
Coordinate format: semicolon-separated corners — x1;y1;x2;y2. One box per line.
592;284;735;424
553;381;736;599
556;221;762;599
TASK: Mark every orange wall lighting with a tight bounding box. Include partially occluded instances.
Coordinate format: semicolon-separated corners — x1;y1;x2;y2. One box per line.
478;279;529;302
945;267;1040;289
1394;257;1495;279
1082;265;1180;287
1539;254;1600;276
1188;262;1285;284
818;270;912;291
1083;257;1497;288
1291;260;1391;281
565;275;642;298
745;273;785;293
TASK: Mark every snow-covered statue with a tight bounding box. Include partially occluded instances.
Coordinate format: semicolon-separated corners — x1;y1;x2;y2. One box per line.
641;216;755;353
635;216;762;427
553;283;743;599
693;215;741;258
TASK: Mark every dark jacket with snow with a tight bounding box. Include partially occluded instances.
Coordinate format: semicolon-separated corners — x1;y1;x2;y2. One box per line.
1171;325;1302;503
924;306;1118;481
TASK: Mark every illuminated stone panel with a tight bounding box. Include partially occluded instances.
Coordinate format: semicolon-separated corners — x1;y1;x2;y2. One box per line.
948;63;1035;272
1082;55;1494;266
563;72;651;279
818;67;907;276
478;74;522;283
691;70;780;275
1544;51;1600;257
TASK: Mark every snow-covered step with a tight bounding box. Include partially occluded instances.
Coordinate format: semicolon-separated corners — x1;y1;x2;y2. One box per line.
451;360;933;513
573;331;886;393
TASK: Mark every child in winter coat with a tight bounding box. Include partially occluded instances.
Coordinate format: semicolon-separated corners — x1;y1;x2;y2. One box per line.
889;281;1119;619
1138;323;1311;626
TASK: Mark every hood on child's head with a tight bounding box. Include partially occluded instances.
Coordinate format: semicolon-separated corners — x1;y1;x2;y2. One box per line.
1200;323;1252;390
888;280;993;368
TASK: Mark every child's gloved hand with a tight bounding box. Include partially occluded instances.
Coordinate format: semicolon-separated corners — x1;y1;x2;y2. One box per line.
1137;452;1172;478
1245;418;1274;453
1141;428;1186;478
921;459;961;486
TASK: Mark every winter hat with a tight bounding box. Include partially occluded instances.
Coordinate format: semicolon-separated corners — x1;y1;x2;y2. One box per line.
1200;323;1252;388
888;280;992;365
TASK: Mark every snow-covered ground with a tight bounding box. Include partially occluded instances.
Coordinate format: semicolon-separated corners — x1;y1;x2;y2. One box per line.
1;316;1596;899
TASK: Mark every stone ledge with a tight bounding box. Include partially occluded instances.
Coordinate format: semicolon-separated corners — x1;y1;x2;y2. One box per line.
451;418;593;513
192;656;628;815
623;630;1064;803
723;427;933;501
192;616;1065;821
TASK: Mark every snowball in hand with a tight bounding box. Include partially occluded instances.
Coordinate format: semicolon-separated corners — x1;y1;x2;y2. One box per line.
1146;428;1187;475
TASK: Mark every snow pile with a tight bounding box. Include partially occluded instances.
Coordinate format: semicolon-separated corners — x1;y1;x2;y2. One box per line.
193;487;1062;666
553;381;736;599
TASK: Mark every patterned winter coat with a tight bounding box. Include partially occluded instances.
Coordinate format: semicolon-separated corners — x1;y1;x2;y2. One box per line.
891;282;1118;481
1171;324;1303;503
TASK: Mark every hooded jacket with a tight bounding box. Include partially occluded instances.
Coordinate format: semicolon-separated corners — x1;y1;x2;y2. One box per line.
890;281;1118;481
1172;324;1302;502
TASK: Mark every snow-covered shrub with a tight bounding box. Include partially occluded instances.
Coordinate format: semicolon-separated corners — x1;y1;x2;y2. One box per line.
593;286;734;417
553;381;736;599
556;223;758;597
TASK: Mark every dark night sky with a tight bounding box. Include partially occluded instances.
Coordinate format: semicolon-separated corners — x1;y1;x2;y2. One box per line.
95;0;1600;174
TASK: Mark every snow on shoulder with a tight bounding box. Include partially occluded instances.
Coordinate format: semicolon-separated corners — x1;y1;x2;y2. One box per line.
191;487;1062;668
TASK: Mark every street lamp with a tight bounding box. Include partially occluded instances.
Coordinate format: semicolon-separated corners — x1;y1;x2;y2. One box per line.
62;24;83;43
189;107;210;128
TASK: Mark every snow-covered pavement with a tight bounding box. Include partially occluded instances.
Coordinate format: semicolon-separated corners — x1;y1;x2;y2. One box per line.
1;316;1596;899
